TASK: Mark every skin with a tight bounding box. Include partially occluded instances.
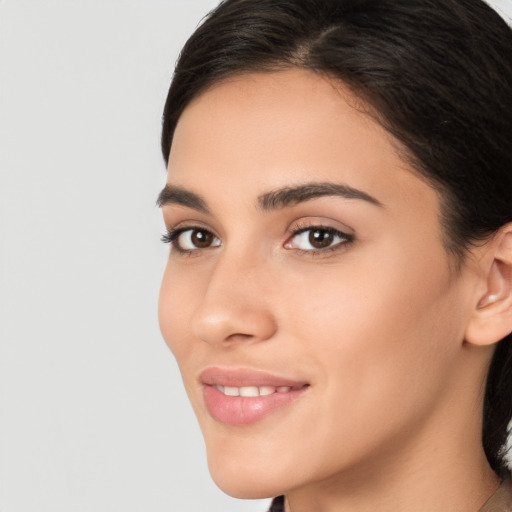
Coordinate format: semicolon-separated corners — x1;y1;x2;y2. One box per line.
158;69;504;512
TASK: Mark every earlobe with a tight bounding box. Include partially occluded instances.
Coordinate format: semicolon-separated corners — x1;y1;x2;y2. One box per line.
465;227;512;347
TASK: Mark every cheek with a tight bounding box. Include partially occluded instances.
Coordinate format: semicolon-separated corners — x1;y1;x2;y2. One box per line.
158;261;199;361
281;243;465;431
158;261;213;422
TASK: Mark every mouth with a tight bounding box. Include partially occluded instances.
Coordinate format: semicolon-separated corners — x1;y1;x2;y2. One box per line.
213;384;305;397
199;367;310;426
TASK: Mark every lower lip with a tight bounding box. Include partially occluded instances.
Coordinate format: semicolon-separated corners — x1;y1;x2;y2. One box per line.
203;385;308;426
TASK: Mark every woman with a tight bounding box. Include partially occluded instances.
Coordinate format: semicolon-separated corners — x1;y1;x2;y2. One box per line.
157;0;512;510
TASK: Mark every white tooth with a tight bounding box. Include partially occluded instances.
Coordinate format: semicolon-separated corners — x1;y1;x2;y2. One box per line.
215;385;225;393
239;386;259;397
224;386;240;396
259;386;276;396
277;386;291;393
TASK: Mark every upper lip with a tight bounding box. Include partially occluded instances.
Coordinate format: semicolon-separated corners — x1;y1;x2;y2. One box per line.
199;367;309;388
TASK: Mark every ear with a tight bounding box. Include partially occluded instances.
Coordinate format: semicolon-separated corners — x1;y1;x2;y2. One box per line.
465;224;512;347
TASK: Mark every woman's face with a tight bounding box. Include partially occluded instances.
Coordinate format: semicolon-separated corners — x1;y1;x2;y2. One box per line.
159;70;479;498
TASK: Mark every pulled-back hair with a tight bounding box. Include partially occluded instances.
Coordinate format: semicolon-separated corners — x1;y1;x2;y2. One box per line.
161;0;512;476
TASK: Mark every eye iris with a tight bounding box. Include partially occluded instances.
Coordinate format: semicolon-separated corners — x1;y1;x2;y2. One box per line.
309;229;333;249
191;230;214;248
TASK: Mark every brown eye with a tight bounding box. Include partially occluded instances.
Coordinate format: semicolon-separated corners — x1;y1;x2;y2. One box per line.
191;230;215;248
309;229;334;249
285;226;352;252
175;228;221;251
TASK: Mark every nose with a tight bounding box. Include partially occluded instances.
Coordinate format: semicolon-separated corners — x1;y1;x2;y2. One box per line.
192;251;278;346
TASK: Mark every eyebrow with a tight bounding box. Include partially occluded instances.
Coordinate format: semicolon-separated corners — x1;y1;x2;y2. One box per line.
156;181;382;213
258;182;383;210
156;185;209;214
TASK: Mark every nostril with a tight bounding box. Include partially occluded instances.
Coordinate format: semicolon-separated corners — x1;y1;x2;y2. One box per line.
224;333;255;343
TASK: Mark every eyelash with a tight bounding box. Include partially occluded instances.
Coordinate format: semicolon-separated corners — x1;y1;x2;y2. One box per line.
161;224;354;255
161;227;220;255
285;223;354;255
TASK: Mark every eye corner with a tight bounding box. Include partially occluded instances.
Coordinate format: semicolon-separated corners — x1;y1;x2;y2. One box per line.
161;226;182;244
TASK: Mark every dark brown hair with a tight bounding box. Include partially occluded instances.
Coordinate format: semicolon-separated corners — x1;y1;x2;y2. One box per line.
161;0;512;477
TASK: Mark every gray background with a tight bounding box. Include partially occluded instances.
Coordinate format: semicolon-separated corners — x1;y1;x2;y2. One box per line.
0;1;510;511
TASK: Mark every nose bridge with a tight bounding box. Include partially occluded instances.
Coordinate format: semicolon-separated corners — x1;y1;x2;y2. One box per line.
192;244;277;345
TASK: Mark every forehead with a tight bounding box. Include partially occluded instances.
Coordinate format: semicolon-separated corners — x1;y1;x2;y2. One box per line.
170;69;390;173
167;69;439;224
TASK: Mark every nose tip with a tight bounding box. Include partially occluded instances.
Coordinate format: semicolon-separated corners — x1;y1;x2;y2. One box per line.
193;299;277;345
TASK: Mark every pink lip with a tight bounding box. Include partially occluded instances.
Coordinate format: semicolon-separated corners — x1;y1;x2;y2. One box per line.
200;367;310;426
200;367;308;388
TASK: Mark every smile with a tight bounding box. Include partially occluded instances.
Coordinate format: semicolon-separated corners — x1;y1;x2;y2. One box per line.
214;385;301;397
200;368;310;425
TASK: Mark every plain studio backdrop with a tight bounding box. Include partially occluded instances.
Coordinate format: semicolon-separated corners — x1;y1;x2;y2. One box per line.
0;1;511;511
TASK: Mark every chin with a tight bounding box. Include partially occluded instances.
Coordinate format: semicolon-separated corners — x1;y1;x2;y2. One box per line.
208;462;283;500
204;438;288;499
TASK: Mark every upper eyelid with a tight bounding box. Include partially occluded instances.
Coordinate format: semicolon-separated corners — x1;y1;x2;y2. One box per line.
287;218;354;237
287;226;354;243
162;219;355;247
164;220;218;235
161;206;215;225
292;225;348;235
163;209;354;232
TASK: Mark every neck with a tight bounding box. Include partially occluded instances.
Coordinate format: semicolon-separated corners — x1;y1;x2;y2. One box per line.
285;449;498;512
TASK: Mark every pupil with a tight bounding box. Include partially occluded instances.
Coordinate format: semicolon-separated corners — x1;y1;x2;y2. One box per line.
192;230;213;248
309;229;333;249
